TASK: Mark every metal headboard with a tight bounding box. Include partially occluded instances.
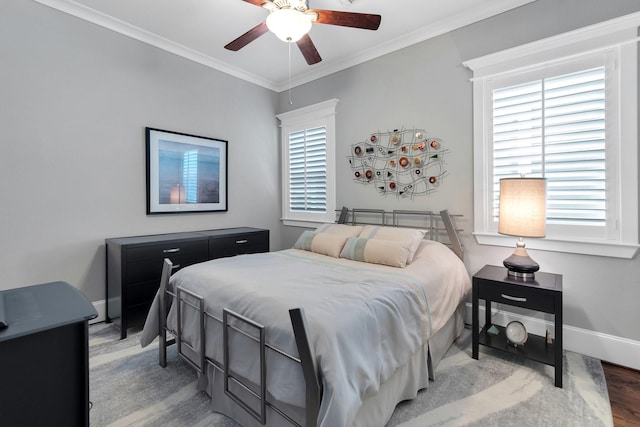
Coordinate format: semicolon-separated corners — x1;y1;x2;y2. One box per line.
335;208;464;260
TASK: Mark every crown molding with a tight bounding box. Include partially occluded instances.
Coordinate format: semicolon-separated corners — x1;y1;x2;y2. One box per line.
464;10;640;74
33;0;536;93
32;0;281;91
285;0;536;91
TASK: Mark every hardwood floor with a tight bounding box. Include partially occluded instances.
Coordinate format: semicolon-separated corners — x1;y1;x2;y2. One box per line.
602;362;640;426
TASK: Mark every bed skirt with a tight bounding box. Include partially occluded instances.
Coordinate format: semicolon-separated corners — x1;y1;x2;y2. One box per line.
196;303;466;427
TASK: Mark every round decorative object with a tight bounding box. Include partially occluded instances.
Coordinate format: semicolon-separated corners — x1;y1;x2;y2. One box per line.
430;140;439;149
354;146;362;156
505;321;528;346
389;159;396;167
354;171;361;178
365;170;373;180
413;157;422;166
399;157;409;168
415;132;423;139
429;176;437;184
391;135;400;144
389;182;396;190
370;135;377;143
415;169;421;175
417;141;426;150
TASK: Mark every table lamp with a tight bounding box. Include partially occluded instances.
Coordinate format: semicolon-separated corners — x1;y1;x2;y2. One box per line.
498;177;547;280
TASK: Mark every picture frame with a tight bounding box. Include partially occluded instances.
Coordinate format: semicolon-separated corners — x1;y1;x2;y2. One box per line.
146;127;228;214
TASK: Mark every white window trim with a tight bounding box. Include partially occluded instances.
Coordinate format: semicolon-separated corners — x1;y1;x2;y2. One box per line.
277;99;339;228
464;12;640;259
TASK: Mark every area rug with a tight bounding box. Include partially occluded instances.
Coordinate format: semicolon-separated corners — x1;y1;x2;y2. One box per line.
89;323;613;426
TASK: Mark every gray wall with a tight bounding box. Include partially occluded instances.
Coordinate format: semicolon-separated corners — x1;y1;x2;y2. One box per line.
0;0;282;302
2;0;638;365
279;0;640;350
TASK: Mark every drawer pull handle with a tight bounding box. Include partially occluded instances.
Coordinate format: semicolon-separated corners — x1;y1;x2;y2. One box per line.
235;239;248;244
163;248;180;253
501;294;527;303
171;264;181;270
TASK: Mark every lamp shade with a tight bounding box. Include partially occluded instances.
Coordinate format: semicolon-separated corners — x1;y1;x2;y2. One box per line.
266;9;312;42
498;177;547;238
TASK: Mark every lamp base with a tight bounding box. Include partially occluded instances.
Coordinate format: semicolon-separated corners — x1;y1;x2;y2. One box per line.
503;240;539;280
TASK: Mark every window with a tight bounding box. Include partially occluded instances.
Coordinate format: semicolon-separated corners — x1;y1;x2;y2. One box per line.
465;13;639;258
289;126;328;212
277;99;338;227
492;65;607;233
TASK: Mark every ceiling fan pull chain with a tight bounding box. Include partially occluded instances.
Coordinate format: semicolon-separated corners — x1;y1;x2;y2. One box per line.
288;40;293;105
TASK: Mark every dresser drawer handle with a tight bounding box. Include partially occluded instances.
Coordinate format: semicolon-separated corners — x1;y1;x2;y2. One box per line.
235;239;248;244
163;248;180;253
501;294;527;303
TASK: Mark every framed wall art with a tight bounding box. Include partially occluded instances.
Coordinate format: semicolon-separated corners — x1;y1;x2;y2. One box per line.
146;127;228;214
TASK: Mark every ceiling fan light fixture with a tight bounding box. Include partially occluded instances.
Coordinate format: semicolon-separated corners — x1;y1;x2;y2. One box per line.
266;8;312;42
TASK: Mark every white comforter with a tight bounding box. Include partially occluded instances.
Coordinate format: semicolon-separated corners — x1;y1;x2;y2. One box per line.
141;240;470;427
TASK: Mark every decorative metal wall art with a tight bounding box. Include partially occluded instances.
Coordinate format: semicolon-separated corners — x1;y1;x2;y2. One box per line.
348;128;447;198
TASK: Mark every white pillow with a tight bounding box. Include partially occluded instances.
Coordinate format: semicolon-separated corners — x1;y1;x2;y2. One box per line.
340;237;413;268
316;223;364;238
358;226;426;264
293;231;349;258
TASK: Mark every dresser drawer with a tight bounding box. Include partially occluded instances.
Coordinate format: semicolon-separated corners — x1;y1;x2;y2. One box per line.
125;251;209;284
209;231;269;259
125;279;159;308
126;238;209;262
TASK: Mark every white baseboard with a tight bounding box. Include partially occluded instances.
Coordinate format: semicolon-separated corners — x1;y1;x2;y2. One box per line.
563;325;640;371
91;299;106;324
464;302;640;371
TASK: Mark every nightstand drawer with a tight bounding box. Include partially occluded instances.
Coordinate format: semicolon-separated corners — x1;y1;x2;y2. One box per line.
478;281;555;312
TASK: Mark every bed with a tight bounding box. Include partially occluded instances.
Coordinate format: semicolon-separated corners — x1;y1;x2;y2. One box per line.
140;209;471;427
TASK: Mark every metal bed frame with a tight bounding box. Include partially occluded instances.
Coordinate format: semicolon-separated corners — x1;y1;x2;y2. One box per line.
337;208;463;260
156;209;463;427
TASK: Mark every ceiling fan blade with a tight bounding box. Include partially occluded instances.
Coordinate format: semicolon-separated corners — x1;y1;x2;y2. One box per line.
297;34;322;65
241;0;268;6
311;9;381;30
224;21;269;51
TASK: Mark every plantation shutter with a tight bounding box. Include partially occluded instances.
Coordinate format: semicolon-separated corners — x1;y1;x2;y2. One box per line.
492;66;606;227
289;126;327;212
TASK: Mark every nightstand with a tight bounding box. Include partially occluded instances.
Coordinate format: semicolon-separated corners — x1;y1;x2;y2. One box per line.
472;264;563;388
0;282;97;425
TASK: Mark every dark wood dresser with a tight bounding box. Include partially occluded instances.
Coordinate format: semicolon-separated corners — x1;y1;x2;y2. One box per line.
0;281;97;426
106;227;269;338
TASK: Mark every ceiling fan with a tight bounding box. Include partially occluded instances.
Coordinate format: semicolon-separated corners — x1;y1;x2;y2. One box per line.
224;0;382;65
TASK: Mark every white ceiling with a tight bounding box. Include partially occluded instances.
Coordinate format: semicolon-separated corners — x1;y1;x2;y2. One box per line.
35;0;535;92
